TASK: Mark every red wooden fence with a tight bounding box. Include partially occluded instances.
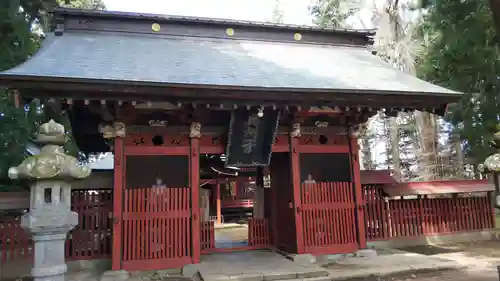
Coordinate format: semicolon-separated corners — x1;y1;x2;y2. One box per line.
201;221;215;253
363;185;495;241
301;182;358;255
121;187;191;271
0;217;32;263
248;218;270;246
66;189;113;260
0;189;113;273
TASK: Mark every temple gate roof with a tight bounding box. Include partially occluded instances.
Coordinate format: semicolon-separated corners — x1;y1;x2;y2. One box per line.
0;8;460;112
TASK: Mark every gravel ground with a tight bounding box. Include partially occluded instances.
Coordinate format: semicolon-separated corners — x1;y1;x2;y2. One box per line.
356;268;499;281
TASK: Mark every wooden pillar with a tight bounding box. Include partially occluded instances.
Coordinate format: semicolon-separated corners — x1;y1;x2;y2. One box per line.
349;135;367;248
112;137;124;270
189;122;201;263
216;178;222;224
13;90;20;108
290;123;304;254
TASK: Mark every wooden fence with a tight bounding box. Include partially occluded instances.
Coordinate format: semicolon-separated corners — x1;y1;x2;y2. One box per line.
248;218;270;246
301;182;358;254
0;189;113;266
363;184;495;241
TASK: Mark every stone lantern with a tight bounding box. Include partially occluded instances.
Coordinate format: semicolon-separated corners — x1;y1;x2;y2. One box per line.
8;119;91;281
481;124;500;208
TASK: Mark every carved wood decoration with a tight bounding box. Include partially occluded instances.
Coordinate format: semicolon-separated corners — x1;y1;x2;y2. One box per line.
124;133;189;147
199;135;226;147
298;133;348;146
189;122;202;139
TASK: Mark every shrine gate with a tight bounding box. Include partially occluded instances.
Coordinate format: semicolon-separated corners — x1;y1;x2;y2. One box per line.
0;8;461;272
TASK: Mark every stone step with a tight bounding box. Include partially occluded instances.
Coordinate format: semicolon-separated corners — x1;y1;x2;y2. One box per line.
283;277;331;281
201;269;329;281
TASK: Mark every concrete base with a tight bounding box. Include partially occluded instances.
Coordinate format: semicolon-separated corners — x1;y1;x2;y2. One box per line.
182;264;200;278
67;258;111;273
355;249;377;258
367;230;496;249
291;254;316;267
100;270;129;281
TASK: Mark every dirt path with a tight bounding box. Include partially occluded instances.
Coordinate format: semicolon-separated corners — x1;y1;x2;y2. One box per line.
369;268;498;281
378;240;500;281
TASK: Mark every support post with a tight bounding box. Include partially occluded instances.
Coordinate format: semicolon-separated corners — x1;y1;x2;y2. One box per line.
349;133;367;248
112;137;124;270
290;123;304;254
111;137;125;270
216;178;222;224
189;122;201;263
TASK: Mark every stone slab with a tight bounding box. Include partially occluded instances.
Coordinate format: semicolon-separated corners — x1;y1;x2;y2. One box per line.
367;230;496;249
182;264;200;278
262;272;298;281
100;270;129;281
325;252;465;281
355;249;377;258
292;254;316;267
228;273;264;281
295;269;329;279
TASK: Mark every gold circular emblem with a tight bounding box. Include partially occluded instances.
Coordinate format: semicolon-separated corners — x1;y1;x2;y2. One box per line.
226;28;235;36
152;23;161;32
293;33;302;41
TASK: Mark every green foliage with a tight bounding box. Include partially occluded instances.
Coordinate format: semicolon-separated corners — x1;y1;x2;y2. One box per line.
416;0;500;163
57;0;105;10
0;0;106;191
309;0;359;28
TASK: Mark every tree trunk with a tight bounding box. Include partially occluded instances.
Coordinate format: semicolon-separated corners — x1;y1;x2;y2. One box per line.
389;117;401;179
489;0;500;44
415;111;438;181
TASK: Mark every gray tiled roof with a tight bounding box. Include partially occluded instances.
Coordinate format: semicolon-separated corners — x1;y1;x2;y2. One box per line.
1;32;459;95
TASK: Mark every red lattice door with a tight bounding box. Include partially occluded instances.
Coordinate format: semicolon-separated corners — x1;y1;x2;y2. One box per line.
301;182;358;255
121;187;191;271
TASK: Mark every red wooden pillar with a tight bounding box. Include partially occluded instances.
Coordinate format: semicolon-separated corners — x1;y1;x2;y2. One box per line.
13;90;20;108
112;137;124;270
290;124;304;254
350;137;367;248
216;178;222;224
189;123;201;263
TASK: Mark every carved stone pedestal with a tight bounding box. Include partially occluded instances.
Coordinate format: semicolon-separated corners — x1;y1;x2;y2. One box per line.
8;119;91;281
21;182;78;281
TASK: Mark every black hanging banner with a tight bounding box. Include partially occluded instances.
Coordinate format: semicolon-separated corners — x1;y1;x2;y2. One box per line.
225;108;280;167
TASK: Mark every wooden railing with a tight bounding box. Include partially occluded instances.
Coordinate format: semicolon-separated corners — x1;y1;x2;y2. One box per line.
248;218;270;246
221;199;254;209
363;185;495;241
201;221;215;253
301;182;358;254
0;189;113;267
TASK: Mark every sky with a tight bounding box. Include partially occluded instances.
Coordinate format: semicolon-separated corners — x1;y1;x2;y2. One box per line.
103;0;315;25
103;0;378;28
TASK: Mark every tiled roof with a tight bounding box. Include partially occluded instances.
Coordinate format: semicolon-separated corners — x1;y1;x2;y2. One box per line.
1;31;459;96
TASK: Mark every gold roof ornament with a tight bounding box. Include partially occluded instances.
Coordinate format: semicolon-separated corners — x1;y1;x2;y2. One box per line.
152;23;161;32
226;28;235;37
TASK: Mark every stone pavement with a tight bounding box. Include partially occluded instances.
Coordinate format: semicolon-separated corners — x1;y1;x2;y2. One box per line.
322;249;463;280
10;242;500;281
352;268;498;281
198;250;329;281
214;226;248;248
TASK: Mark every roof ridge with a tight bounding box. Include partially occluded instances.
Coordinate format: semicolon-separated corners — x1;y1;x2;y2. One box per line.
53;8;376;36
